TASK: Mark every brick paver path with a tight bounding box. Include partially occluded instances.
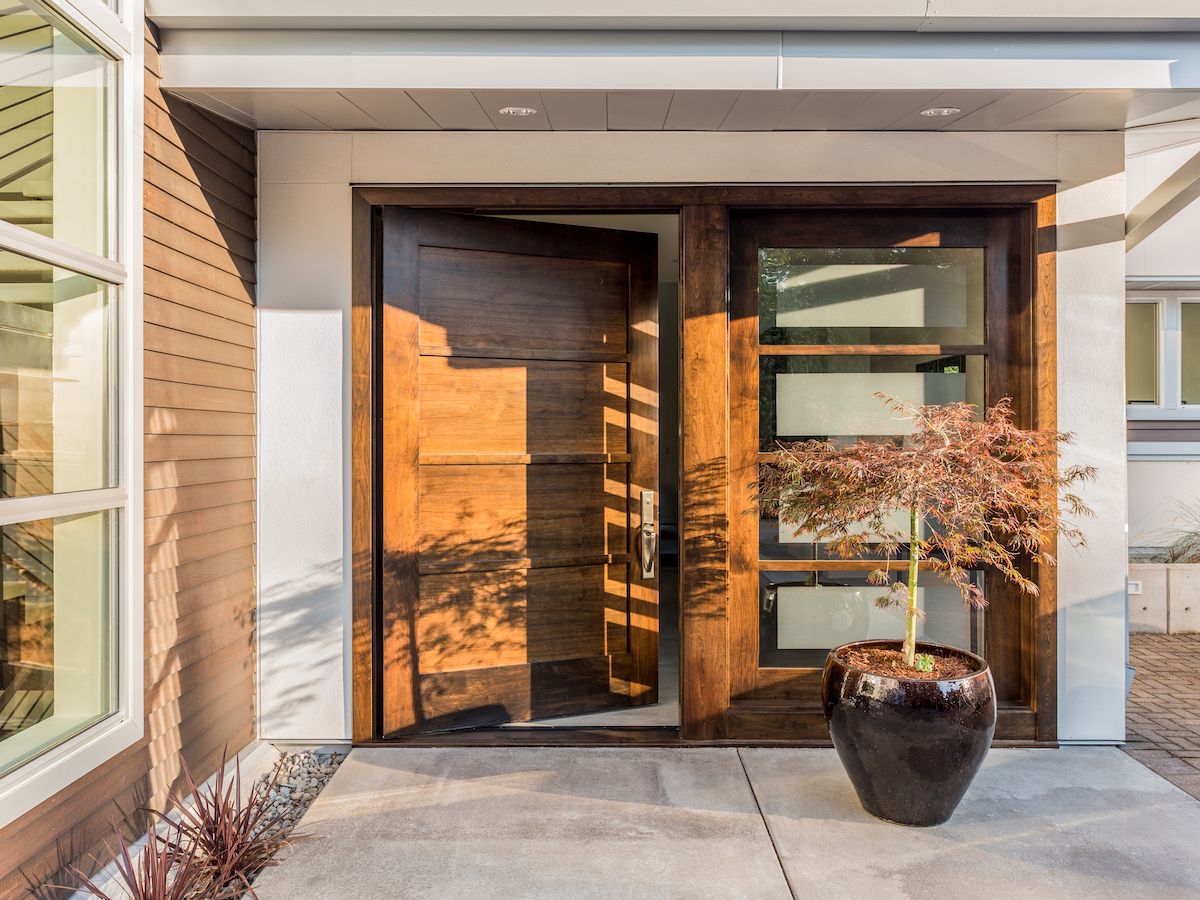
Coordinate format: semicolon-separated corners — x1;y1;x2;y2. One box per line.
1125;633;1200;800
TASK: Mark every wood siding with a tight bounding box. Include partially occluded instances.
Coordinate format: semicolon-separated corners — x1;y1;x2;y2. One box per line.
1128;420;1200;443
0;24;257;897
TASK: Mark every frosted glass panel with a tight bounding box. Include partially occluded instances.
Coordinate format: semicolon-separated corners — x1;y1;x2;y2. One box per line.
1183;304;1200;406
0;250;112;498
759;569;984;668
759;355;984;449
1125;303;1159;405
760;247;984;345
777;372;965;437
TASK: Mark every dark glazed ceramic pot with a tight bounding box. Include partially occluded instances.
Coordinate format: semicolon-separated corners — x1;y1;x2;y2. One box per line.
821;639;996;827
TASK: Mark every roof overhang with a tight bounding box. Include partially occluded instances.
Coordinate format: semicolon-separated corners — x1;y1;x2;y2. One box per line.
153;30;1200;132
144;1;1200;33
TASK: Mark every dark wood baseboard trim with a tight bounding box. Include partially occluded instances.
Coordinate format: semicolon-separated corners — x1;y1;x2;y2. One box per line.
353;728;1057;750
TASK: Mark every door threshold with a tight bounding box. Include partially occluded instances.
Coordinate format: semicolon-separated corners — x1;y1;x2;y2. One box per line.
359;726;684;747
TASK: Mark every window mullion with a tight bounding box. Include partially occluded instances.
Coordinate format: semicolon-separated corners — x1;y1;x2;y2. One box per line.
0;488;126;527
0;221;126;286
1162;297;1182;411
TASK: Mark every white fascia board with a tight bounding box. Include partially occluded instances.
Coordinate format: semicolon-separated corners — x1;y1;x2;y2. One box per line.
158;29;1200;93
781;33;1200;90
143;1;924;31
145;0;1200;31
780;58;1171;91
160;30;782;91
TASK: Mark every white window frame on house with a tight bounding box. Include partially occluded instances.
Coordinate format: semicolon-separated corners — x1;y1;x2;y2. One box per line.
1127;293;1200;421
0;0;143;829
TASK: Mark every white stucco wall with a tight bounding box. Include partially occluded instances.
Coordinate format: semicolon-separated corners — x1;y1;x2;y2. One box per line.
256;129;1128;742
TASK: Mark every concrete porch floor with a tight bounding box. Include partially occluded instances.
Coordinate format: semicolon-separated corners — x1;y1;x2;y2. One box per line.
254;747;1200;899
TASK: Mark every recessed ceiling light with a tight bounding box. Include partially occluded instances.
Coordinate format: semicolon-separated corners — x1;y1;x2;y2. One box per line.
920;107;963;118
498;106;539;117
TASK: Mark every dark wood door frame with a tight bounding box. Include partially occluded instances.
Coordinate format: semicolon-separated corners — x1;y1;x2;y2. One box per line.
351;184;1058;747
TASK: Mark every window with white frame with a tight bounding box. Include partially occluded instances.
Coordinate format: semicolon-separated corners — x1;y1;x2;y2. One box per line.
1126;294;1200;419
0;0;141;823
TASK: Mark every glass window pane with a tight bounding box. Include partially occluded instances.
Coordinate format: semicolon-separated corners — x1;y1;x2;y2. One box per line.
0;249;112;498
1;510;114;777
1126;303;1159;405
758;569;984;669
759;354;985;451
1183;303;1200;407
0;3;112;256
759;247;985;346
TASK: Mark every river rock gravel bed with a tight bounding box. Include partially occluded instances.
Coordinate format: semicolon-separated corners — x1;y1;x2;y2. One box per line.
260;748;345;835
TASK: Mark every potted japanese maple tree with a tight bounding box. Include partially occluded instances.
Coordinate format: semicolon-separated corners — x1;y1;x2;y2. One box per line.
759;394;1094;826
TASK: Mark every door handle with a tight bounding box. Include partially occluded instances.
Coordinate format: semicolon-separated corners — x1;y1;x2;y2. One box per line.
638;490;656;580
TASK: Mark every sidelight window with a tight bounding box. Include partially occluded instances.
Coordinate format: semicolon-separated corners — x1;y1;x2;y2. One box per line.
754;242;989;667
0;0;139;823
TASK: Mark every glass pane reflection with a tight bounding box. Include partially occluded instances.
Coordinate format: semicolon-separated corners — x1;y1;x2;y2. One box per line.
759;247;985;346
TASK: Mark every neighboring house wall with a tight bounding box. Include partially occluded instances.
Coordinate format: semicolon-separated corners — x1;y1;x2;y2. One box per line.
1130;459;1200;548
1126;140;1200;281
0;26;257;897
254;129;1127;743
1125;141;1200;553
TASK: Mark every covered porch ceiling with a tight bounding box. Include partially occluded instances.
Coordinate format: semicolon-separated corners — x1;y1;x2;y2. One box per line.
163;86;1200;134
152;28;1200;133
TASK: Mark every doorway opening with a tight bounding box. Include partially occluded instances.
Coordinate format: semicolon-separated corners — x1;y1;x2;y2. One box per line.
491;214;681;728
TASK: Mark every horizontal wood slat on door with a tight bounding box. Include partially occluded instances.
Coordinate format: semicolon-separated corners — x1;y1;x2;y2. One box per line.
419;356;628;457
417;462;627;572
417;564;628;673
0;34;258;896
417;246;629;355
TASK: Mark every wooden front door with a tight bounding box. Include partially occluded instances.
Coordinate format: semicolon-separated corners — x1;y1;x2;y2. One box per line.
378;209;659;736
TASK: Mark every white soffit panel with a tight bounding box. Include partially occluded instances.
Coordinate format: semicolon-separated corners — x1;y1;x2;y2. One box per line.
825;91;943;130
884;91;1006;130
718;91;806;131
664;90;741;131
474;90;552;130
1004;91;1138;130
540;91;608;130
945;91;1077;130
608;91;674;130
406;90;495;129
336;90;438;129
